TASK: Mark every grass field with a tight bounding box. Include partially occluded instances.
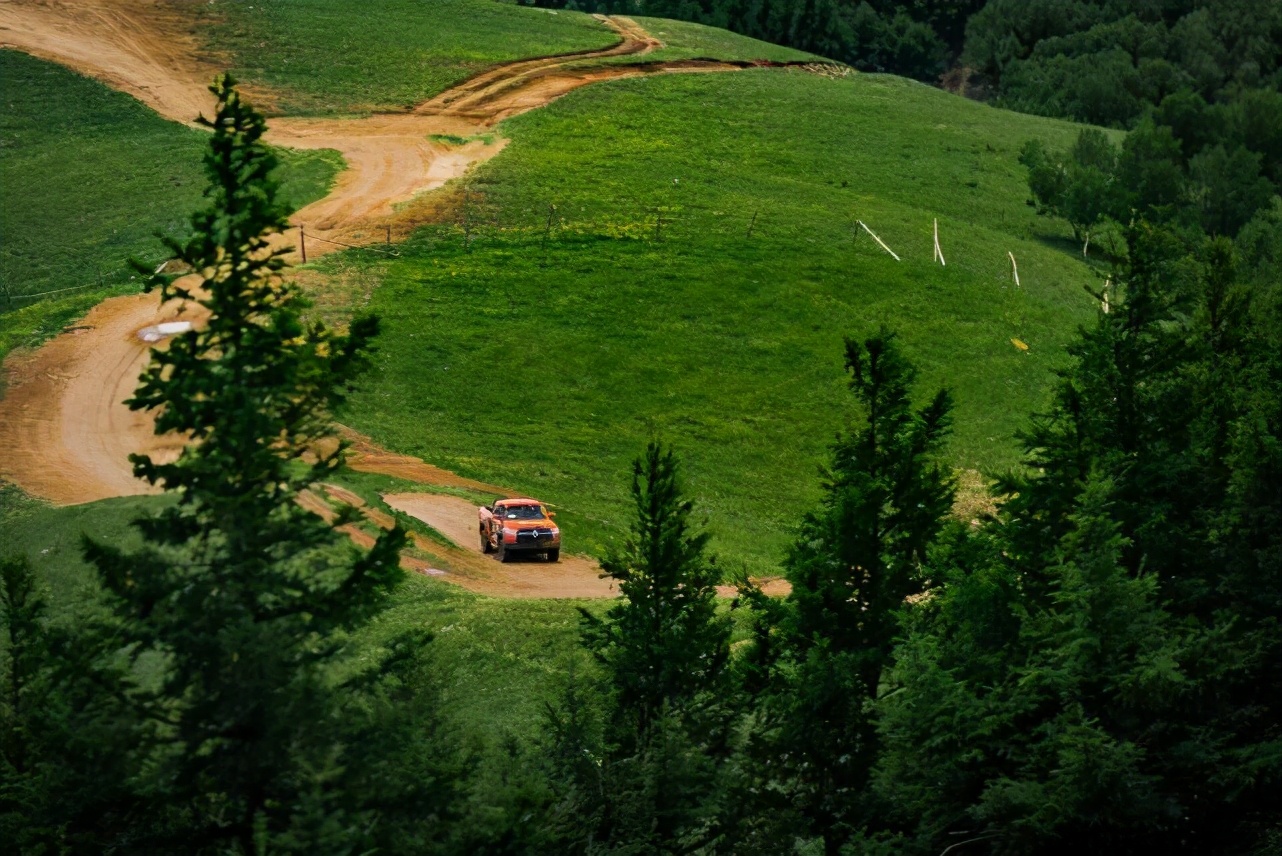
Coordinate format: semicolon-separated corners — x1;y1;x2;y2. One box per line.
632;16;818;62
582;15;819;66
329;69;1104;573
195;0;620;115
0;50;342;362
0;485;600;747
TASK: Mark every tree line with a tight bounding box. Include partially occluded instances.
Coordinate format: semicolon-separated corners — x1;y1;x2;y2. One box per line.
527;0;1282;130
3;78;1280;854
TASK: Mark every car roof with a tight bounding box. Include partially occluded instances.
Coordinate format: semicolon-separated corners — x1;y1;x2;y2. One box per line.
496;498;541;506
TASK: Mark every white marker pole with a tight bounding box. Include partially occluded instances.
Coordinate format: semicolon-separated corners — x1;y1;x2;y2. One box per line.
858;220;900;261
1008;251;1020;287
934;218;945;266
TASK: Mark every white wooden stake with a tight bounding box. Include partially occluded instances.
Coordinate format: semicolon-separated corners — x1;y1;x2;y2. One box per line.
857;220;900;261
933;218;945;266
1101;276;1111;314
1008;251;1020;287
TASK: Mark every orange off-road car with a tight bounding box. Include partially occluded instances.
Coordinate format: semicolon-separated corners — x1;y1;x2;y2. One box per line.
478;498;561;562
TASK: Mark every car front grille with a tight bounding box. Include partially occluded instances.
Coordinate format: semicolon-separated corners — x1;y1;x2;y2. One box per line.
516;528;554;544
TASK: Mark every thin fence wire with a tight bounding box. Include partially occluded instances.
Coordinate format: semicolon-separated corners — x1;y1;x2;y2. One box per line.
4;281;99;304
302;232;401;258
5;197;1082;312
410;189;1063;292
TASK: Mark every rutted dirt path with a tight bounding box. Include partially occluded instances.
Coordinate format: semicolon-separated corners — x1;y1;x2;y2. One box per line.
0;0;217;125
0;0;726;503
0;0;769;597
384;493;617;599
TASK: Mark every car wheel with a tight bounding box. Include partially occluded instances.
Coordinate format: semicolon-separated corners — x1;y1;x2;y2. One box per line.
481;529;492;554
547;548;560;563
499;541;512;563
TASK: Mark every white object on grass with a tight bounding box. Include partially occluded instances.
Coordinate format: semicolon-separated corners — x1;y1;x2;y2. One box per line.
137;321;194;343
857;220;900;261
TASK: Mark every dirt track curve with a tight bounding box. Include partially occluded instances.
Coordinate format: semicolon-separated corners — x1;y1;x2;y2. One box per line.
0;0;774;597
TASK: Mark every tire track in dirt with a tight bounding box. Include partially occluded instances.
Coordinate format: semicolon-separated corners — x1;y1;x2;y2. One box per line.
0;0;218;125
384;492;617;599
0;0;774;597
0;1;729;505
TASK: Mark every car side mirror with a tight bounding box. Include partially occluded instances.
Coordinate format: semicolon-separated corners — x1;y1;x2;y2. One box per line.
548;512;556;518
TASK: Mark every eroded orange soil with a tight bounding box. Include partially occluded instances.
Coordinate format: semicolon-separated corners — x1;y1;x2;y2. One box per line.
0;1;730;505
0;0;771;598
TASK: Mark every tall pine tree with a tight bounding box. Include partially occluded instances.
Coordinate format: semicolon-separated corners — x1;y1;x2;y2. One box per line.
563;441;732;853
80;75;452;853
749;329;955;851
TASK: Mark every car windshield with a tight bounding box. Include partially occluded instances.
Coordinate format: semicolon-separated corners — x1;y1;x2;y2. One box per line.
502;505;546;520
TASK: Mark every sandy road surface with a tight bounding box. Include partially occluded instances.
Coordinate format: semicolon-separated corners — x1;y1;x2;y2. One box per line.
0;292;200;504
0;0;714;504
385;493;617;599
295;485;614;599
0;1;775;597
0;0;217;123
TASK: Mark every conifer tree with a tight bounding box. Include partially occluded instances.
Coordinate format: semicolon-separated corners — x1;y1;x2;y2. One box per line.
766;329;954;849
877;479;1190;853
582;440;729;741
0;554;141;852
875;224;1282;854
81;75;423;853
566;441;732;852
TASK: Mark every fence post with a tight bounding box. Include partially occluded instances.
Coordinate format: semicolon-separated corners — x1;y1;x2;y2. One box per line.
541;203;556;267
386;225;391;245
857;220;900;261
300;226;307;263
462;190;474;251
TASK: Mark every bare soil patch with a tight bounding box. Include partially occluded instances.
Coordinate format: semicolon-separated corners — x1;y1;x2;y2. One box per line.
0;286;203;504
0;2;721;509
0;2;783;599
385;492;617;599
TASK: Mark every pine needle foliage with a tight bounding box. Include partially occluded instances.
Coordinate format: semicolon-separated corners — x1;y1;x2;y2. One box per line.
768;328;955;845
785;328;954;691
81;75;412;852
565;442;733;853
582;440;729;740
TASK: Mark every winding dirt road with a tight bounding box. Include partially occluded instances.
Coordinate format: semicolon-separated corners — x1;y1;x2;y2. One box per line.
0;0;774;597
0;0;722;502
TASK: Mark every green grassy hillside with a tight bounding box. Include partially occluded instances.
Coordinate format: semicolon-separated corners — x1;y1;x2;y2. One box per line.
196;0;621;115
194;1;822;116
0;487;596;742
3;9;1108;577
596;16;819;64
0;50;341;361
333;69;1103;573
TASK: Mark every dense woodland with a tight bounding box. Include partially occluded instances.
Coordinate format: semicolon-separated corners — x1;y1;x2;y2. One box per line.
3;19;1282;856
532;0;1282;121
532;0;1282;257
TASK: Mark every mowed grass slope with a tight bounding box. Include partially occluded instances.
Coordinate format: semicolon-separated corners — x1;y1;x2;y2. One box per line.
196;0;621;115
335;69;1102;573
0;489;597;743
583;16;819;65
0;50;341;361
